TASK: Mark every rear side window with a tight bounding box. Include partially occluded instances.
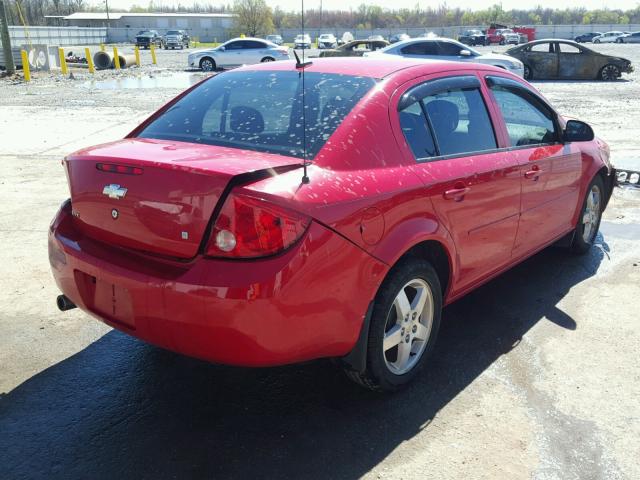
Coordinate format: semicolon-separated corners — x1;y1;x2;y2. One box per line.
398;82;497;159
399;102;436;159
138;71;375;159
489;84;558;147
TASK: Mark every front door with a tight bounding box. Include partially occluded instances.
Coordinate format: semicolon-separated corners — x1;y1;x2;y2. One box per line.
485;75;582;257
557;42;592;79
393;73;522;295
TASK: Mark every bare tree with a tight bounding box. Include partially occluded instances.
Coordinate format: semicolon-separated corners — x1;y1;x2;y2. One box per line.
232;0;274;37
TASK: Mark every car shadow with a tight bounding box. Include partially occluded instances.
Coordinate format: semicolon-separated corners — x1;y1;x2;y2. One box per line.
0;237;608;480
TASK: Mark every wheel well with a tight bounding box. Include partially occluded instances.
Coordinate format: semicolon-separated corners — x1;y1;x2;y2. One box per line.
399;240;451;298
596;166;615;208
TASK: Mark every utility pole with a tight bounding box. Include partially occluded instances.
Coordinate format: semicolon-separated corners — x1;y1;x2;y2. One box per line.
0;0;15;75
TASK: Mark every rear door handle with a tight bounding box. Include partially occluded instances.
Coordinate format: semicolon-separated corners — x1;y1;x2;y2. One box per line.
443;186;470;201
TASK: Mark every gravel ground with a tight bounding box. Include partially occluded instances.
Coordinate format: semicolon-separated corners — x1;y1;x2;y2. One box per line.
0;42;639;480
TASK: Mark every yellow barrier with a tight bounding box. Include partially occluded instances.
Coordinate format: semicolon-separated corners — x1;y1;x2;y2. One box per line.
113;46;121;70
150;44;157;65
20;50;30;82
58;47;68;76
85;47;95;74
134;46;141;66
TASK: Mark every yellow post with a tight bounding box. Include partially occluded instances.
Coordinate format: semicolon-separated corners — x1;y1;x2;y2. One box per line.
113;46;121;70
150;44;157;65
134;46;141;66
100;43;105;52
58;47;68;75
85;47;95;74
20;50;30;82
240;33;245;38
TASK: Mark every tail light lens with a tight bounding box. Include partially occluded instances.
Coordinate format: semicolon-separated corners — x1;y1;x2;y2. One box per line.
206;192;311;258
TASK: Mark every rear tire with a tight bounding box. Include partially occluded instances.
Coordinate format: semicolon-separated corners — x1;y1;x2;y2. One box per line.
570;176;604;254
344;258;442;392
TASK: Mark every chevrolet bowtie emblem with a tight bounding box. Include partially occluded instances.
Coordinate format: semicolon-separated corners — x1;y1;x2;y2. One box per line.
102;184;128;200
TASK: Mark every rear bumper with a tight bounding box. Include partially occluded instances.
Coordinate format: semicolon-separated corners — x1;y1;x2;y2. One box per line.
49;201;387;366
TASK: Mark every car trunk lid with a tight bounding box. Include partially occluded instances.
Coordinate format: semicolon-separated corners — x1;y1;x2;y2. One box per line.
65;138;301;259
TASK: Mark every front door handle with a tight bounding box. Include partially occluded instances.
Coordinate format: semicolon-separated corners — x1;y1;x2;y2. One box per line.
443;186;470;201
524;165;542;180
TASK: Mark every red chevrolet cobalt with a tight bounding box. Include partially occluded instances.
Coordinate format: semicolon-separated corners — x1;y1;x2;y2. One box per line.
49;58;615;391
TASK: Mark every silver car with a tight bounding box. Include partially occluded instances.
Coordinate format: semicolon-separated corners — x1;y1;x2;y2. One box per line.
620;32;640;43
188;37;290;71
364;38;525;77
593;31;626;43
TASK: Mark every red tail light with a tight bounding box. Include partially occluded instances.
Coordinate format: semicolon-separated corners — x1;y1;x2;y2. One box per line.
206;192;310;258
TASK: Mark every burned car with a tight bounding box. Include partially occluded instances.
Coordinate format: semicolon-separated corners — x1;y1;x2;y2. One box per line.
506;39;633;81
319;39;389;57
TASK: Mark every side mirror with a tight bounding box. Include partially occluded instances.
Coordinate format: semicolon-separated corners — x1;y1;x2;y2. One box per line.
564;120;594;142
218;46;225;51
460;49;472;56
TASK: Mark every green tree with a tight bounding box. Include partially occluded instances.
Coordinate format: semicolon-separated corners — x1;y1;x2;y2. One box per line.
232;0;274;37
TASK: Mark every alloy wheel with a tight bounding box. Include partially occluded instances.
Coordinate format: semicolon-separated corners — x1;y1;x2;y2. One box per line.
382;278;434;375
200;58;214;71
601;64;620;81
582;184;601;243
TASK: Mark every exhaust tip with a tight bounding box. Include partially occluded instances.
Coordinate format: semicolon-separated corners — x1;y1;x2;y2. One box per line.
56;295;76;311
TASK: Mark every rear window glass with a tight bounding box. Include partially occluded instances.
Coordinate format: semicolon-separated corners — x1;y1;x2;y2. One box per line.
138;71;375;159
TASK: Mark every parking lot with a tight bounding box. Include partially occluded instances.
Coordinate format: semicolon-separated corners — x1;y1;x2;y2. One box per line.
1;42;639;479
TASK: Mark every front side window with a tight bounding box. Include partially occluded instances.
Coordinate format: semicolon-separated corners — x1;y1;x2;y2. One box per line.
138;71;376;159
398;81;497;159
489;83;558;147
401;42;438;55
225;41;243;50
437;41;463;56
530;43;554;53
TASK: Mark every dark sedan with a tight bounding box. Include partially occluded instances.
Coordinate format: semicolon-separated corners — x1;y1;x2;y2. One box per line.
458;29;488;46
506;39;633;81
574;32;602;43
318;39;389;57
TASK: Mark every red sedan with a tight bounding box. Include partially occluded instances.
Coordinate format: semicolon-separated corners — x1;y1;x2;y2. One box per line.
49;58;615;391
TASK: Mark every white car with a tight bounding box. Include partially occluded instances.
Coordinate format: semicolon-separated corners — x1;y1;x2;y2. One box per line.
339;32;354;45
188;37;290;71
295;34;312;49
496;29;520;45
318;34;337;49
364;38;525;78
593;31;626;43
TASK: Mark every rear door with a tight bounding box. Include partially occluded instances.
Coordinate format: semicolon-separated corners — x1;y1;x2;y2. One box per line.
392;73;521;295
525;42;558;78
485;75;582;257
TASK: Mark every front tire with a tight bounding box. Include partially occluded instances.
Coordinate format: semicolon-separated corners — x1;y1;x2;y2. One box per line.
344;258;442;392
261;57;275;62
600;64;620;81
524;64;533;80
199;57;215;72
594;39;601;44
571;176;604;254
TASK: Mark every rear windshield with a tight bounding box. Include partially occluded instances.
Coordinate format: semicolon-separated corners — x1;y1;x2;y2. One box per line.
138;71;375;159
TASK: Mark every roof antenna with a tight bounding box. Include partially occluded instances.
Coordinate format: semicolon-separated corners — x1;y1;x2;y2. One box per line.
296;0;312;184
